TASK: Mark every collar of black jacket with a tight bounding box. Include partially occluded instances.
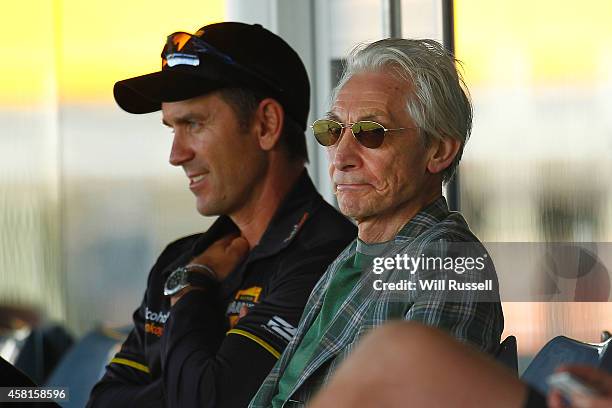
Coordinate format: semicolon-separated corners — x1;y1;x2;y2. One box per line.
190;170;321;262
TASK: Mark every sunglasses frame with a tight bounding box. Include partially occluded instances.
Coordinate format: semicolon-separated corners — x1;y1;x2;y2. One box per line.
162;32;234;67
161;31;284;94
311;118;416;149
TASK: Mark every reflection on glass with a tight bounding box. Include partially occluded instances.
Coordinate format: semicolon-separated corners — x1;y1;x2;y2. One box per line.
454;0;612;365
0;1;223;336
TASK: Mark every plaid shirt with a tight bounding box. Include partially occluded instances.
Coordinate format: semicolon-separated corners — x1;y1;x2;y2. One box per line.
249;196;504;408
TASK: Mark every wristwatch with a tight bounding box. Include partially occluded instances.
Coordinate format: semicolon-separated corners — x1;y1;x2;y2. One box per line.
163;264;218;296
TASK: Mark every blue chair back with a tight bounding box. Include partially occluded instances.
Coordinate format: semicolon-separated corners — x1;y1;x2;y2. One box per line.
521;335;612;396
45;326;131;408
495;335;518;375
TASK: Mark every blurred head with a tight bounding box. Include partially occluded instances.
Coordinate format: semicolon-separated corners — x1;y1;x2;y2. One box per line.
323;38;471;222
113;22;311;216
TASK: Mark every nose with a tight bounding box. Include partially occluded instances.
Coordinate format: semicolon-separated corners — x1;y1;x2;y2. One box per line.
169;131;194;167
329;126;362;172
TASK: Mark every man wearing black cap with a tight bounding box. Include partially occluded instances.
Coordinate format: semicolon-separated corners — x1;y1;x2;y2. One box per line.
87;22;356;408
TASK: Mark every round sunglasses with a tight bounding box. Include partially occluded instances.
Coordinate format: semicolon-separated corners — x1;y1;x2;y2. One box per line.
311;119;416;149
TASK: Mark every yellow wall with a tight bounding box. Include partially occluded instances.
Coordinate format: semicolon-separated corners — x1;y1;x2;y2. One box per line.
0;0;225;106
456;0;612;86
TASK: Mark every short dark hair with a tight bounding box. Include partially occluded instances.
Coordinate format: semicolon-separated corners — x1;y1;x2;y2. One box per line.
218;88;309;163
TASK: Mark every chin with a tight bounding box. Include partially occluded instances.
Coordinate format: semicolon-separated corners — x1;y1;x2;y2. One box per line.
196;192;238;217
196;199;223;217
196;205;213;217
338;201;367;220
341;196;388;220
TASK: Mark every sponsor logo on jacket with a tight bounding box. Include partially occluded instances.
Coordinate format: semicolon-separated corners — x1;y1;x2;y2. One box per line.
145;307;170;324
145;307;170;337
262;316;297;343
226;286;262;328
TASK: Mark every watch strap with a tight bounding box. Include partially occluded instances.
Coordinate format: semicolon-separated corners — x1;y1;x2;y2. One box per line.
183;264;219;289
185;264;217;280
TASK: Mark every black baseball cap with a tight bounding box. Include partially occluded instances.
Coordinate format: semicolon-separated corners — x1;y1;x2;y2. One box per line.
113;22;310;130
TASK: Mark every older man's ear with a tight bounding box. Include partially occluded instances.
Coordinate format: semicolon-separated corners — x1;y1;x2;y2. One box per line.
425;136;461;175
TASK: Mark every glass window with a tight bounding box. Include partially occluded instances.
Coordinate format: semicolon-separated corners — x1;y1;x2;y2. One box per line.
0;0;224;335
455;0;612;367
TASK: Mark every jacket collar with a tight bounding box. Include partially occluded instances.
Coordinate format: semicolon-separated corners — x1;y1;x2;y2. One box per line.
191;170;321;262
247;170;320;261
394;195;450;241
279;195;453;398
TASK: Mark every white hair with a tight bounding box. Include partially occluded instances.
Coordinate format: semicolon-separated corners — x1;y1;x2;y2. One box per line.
332;38;473;183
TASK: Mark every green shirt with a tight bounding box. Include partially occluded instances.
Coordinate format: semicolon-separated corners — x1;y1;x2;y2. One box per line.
271;239;390;407
250;196;504;408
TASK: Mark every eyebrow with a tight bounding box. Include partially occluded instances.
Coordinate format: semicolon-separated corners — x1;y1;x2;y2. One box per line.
324;111;341;121
325;111;390;124
162;112;211;127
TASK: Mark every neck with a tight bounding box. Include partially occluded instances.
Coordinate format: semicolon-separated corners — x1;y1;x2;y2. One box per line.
357;188;441;243
230;162;304;248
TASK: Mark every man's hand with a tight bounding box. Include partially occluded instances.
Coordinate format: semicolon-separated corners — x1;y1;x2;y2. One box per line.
548;365;612;408
171;234;249;306
190;233;250;280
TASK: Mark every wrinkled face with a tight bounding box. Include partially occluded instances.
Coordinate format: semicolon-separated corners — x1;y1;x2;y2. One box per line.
163;92;267;216
327;71;435;222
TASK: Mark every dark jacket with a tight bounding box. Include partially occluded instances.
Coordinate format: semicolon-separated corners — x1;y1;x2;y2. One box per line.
87;172;356;408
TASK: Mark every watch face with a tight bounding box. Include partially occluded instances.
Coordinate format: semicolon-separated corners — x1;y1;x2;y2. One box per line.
164;267;188;296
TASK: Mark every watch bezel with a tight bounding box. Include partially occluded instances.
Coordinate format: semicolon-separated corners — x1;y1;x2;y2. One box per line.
164;264;218;297
164;266;189;296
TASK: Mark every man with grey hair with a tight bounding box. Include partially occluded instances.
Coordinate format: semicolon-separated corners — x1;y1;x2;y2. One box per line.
249;38;504;408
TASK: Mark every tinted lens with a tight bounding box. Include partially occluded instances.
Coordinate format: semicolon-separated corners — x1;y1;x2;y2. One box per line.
167;32;192;53
352;121;386;148
162;32;192;67
312;120;343;146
